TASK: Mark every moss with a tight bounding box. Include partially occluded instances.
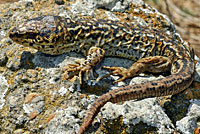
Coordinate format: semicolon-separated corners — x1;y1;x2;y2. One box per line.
100;116;128;134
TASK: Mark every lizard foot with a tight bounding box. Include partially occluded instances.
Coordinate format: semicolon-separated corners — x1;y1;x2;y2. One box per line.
102;56;171;84
63;47;105;84
63;60;92;84
102;66;133;83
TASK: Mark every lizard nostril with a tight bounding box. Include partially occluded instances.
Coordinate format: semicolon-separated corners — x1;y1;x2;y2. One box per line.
9;33;15;38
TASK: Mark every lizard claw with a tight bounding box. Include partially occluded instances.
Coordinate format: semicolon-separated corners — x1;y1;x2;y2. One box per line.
113;76;127;83
63;47;105;85
63;61;92;85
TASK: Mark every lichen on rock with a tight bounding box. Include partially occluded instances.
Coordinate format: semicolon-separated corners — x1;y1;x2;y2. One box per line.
0;0;199;134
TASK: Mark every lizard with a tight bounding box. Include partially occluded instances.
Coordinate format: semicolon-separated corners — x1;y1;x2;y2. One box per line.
8;15;195;134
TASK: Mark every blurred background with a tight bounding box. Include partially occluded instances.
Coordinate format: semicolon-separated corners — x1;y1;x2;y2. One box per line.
0;0;18;4
1;0;200;57
145;0;200;58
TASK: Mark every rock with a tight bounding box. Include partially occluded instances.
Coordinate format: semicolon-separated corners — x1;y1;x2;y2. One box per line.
0;75;9;109
25;93;38;103
14;129;25;134
0;0;199;133
55;0;65;5
194;56;200;82
0;49;8;66
176;99;200;134
42;107;80;134
23;93;45;119
100;98;175;133
6;49;27;71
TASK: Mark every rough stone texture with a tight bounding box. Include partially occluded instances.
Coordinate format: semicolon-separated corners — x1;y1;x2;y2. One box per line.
0;0;199;134
100;98;174;134
176;99;200;134
42;107;80;134
0;75;9;109
23;93;45;119
194;56;200;83
0;50;8;66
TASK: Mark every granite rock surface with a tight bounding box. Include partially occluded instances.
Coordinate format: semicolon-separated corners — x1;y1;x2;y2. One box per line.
0;0;199;134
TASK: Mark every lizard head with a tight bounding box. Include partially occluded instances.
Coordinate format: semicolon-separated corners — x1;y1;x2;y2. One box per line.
9;16;67;54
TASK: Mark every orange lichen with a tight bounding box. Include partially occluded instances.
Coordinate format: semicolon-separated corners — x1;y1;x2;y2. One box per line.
184;82;200;100
29;111;39;120
47;113;55;123
193;127;200;134
25;93;38;104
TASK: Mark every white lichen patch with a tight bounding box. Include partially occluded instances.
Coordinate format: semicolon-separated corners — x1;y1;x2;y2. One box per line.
0;75;9;109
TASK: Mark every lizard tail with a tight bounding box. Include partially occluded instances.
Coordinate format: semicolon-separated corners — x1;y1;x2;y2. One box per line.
78;91;115;134
78;57;194;134
78;85;149;134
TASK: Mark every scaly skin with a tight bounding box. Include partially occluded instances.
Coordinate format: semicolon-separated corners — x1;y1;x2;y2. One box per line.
9;16;195;134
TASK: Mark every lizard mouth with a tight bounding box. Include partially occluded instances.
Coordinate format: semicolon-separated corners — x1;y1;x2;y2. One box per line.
9;27;23;42
9;27;38;43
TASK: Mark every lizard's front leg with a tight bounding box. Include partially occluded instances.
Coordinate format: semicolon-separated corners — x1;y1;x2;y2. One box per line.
103;56;171;83
64;47;105;84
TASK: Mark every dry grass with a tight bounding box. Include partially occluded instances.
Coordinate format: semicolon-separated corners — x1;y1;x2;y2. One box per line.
0;0;18;4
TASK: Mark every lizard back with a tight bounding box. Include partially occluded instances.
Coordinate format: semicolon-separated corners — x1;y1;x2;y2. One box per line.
9;16;191;62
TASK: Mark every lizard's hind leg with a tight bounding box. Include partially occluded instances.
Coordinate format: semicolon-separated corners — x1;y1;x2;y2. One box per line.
103;56;171;83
